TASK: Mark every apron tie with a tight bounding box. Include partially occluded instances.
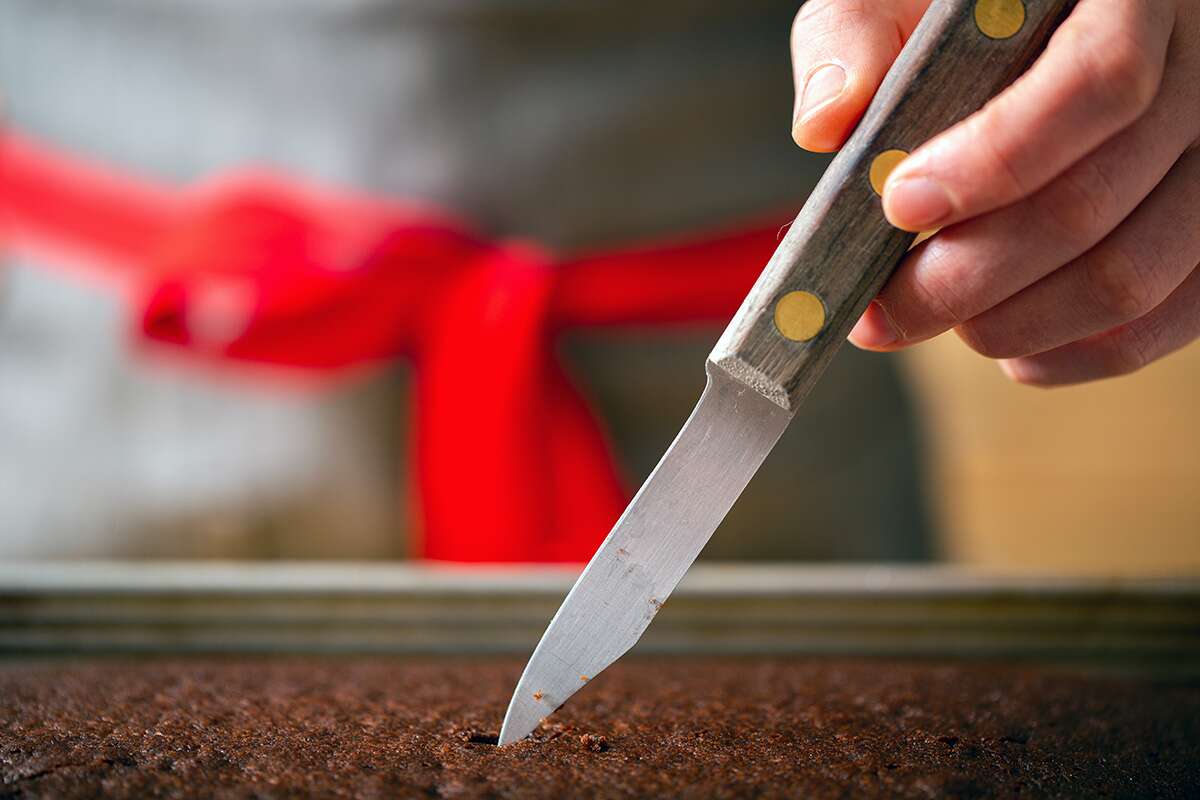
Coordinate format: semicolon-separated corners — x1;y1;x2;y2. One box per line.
1;131;790;561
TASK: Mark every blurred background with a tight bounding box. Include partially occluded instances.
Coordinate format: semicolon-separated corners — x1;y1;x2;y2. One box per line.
1;0;1197;576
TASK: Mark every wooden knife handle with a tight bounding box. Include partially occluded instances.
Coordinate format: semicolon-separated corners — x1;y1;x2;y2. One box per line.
709;0;1075;411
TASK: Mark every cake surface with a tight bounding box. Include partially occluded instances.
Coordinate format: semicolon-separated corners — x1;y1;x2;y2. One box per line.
1;657;1197;798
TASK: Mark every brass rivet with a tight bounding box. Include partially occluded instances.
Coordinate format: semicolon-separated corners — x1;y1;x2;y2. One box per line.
774;291;826;341
869;149;908;196
974;0;1025;39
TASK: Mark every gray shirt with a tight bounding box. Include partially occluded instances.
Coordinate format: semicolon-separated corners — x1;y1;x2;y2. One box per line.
4;0;818;246
0;0;930;560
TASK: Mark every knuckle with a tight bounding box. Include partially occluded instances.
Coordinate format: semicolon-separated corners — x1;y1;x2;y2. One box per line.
907;251;976;331
1103;323;1158;377
956;318;1013;360
1074;27;1161;116
1039;159;1123;249
795;0;869;32
962;110;1031;199
795;0;835;24
1081;245;1157;321
792;0;859;27
1101;42;1160;112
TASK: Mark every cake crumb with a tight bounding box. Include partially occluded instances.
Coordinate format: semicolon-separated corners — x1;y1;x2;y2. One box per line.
580;734;608;752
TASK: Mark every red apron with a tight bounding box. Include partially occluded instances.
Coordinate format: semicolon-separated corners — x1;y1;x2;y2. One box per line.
0;132;794;562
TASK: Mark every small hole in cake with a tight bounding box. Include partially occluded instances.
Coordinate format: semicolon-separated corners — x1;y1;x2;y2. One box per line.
454;729;499;746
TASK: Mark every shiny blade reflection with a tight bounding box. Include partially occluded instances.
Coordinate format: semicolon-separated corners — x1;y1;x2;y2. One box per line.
498;363;791;745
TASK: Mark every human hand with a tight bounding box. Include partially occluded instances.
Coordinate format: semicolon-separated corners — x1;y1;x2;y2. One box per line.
790;0;1200;385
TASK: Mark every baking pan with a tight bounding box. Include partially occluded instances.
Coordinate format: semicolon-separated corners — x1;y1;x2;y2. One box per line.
1;562;1197;674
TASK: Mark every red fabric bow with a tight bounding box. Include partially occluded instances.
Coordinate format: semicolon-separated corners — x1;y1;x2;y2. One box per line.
0;132;793;561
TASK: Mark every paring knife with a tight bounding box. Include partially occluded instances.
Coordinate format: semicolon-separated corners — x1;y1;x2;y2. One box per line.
498;0;1073;746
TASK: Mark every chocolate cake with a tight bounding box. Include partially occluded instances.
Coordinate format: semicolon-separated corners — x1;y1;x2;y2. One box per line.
2;658;1197;798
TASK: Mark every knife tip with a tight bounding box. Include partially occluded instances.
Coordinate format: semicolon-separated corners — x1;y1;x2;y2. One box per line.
496;711;535;747
497;689;544;746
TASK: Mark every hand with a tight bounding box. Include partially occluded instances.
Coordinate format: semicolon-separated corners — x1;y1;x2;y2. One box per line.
790;0;1200;385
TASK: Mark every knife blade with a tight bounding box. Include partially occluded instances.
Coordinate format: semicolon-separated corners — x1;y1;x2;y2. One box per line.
498;364;789;744
499;0;1073;746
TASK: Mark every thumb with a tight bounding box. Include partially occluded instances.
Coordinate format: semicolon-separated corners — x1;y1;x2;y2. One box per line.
791;0;930;152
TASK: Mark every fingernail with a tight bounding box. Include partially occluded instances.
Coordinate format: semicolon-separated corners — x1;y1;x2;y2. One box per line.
795;63;847;127
848;301;899;349
885;175;953;229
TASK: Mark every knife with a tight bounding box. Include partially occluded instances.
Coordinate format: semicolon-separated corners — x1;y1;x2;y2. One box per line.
498;0;1073;745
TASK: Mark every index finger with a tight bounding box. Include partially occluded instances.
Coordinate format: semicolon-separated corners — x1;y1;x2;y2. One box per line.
882;0;1176;231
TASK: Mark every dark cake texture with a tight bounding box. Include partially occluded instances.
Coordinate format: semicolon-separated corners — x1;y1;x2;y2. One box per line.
1;658;1197;798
